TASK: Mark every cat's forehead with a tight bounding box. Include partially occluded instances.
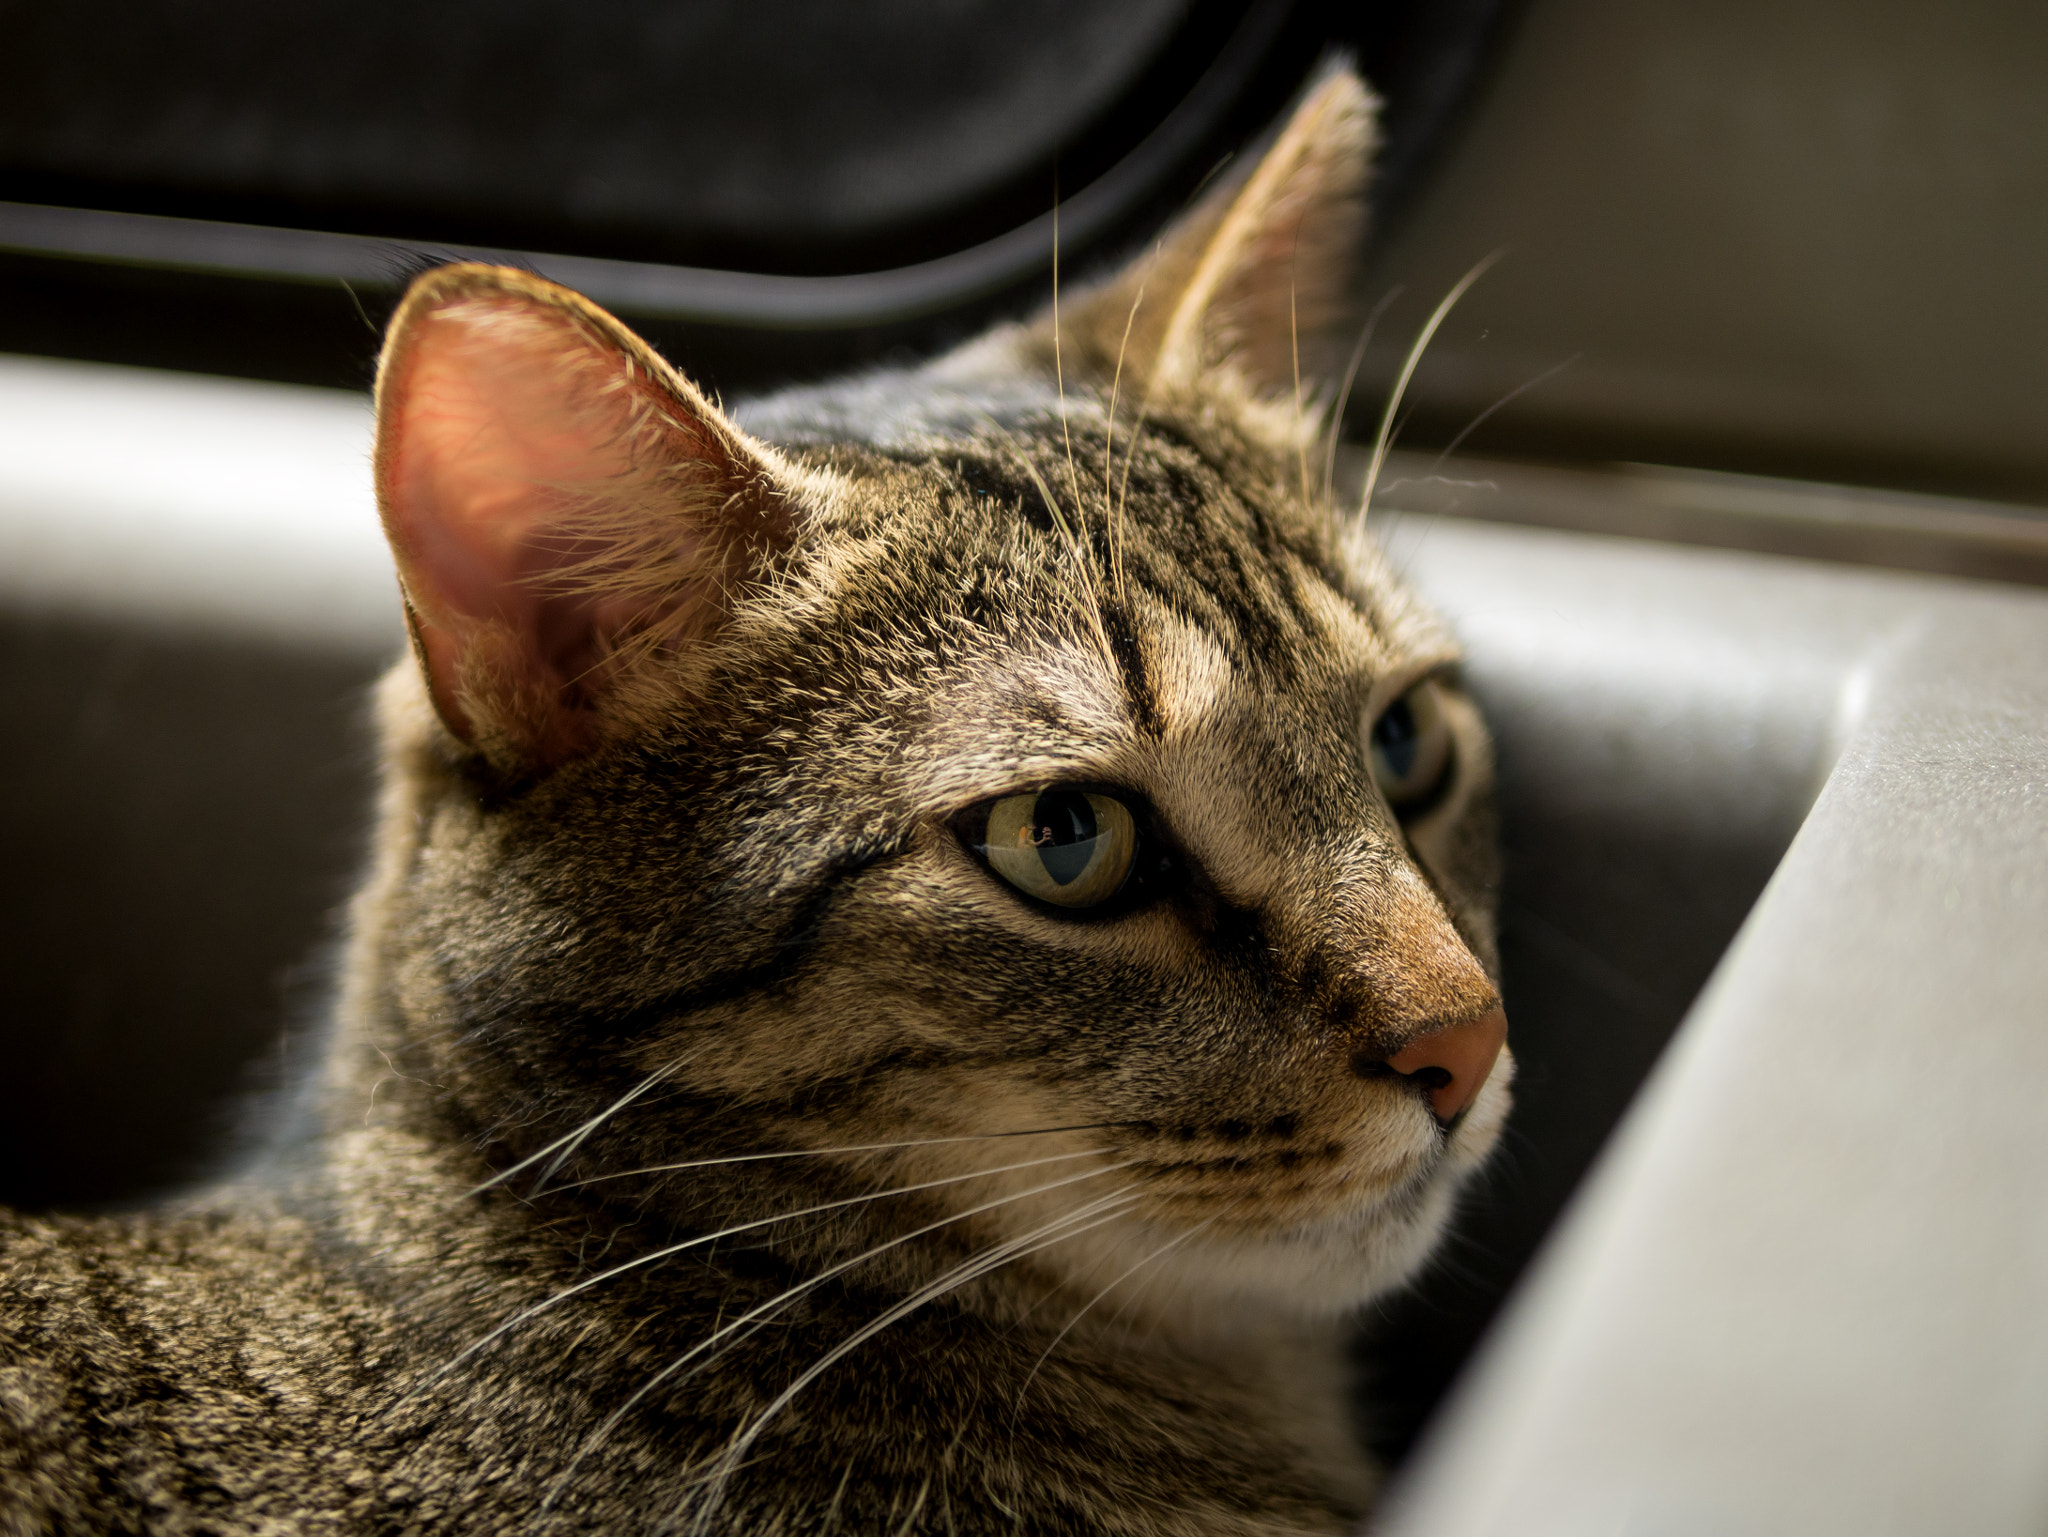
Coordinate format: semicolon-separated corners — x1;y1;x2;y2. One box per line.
902;579;1447;798
734;351;1456;749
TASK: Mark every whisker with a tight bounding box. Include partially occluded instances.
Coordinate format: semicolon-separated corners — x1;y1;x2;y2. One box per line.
656;1170;1138;1402
1010;1215;1218;1420
1356;251;1502;527
1320;285;1403;512
678;1190;1146;1532
541;1171;1143;1510
1102;273;1149;610
1111;368;1159;552
975;405;1113;663
1290;274;1311;512
1049;188;1086;537
1108;246;1186;551
1009;448;1118;672
466;1055;691;1199
551;1120;1122;1192
416;1150;1125;1397
1427;352;1581;472
1012;448;1077;546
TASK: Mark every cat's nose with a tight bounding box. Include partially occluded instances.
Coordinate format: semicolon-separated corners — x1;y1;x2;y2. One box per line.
1386;1006;1509;1125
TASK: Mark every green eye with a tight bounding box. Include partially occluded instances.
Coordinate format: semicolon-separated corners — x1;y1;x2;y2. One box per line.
980;789;1139;908
1368;678;1454;812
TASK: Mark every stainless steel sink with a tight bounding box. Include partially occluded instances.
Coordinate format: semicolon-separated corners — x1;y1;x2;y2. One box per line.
1370;509;2048;1534
0;354;394;1207
3;354;2044;1533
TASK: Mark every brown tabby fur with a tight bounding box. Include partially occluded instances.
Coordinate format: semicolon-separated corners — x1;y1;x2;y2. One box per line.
0;66;1509;1535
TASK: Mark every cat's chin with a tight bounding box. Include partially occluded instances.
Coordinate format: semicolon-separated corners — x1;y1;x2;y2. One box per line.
1044;1141;1495;1338
1053;1061;1517;1331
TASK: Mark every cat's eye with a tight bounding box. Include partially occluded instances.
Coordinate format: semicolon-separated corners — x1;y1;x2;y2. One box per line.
976;789;1140;909
1368;678;1454;813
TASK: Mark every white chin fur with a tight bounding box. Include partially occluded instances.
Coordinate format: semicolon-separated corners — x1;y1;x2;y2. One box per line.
1048;1078;1511;1332
1167;1171;1458;1317
1041;1161;1464;1339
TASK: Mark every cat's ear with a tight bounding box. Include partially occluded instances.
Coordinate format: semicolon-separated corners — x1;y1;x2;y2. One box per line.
1039;62;1377;402
373;264;797;767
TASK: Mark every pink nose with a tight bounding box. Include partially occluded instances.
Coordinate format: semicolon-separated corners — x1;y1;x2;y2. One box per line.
1386;1006;1509;1125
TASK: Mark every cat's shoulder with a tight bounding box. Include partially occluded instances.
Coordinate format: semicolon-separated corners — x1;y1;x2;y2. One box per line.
0;1198;378;1384
0;1202;380;1532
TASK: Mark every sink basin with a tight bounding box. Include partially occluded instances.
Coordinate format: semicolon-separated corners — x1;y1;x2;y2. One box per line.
1368;511;2048;1534
3;354;2045;1533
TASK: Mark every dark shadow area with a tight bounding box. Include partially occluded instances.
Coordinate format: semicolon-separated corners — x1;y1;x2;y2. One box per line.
0;614;386;1209
0;0;1513;396
1;0;1272;274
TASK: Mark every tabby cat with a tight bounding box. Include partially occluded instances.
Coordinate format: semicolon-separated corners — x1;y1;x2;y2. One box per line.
0;65;1509;1535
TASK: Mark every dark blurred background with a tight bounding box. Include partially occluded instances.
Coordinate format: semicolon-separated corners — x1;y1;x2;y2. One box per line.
4;0;2047;1474
0;0;1506;392
9;0;2048;504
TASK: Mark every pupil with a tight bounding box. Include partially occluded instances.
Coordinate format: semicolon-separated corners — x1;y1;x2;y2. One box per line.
1030;791;1098;886
1374;698;1419;779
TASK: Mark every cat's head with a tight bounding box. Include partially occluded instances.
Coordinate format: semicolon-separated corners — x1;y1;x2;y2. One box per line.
354;64;1509;1328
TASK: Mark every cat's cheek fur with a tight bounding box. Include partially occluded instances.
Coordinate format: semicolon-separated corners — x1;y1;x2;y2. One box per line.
726;833;1506;1325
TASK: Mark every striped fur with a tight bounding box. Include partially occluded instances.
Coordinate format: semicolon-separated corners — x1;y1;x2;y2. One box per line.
0;66;1507;1535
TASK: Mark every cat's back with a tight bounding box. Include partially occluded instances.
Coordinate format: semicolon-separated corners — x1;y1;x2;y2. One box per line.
0;1200;379;1534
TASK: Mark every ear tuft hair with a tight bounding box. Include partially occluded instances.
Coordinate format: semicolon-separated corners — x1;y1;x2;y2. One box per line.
373;264;799;767
1027;63;1379;408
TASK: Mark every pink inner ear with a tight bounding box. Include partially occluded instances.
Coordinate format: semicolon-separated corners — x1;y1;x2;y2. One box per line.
388;302;632;638
380;294;717;750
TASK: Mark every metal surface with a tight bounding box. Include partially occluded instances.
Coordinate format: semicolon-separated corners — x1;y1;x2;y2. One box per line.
5;357;2046;1526
0;354;394;648
0;355;392;1206
1373;448;2048;587
1371;513;2048;1535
